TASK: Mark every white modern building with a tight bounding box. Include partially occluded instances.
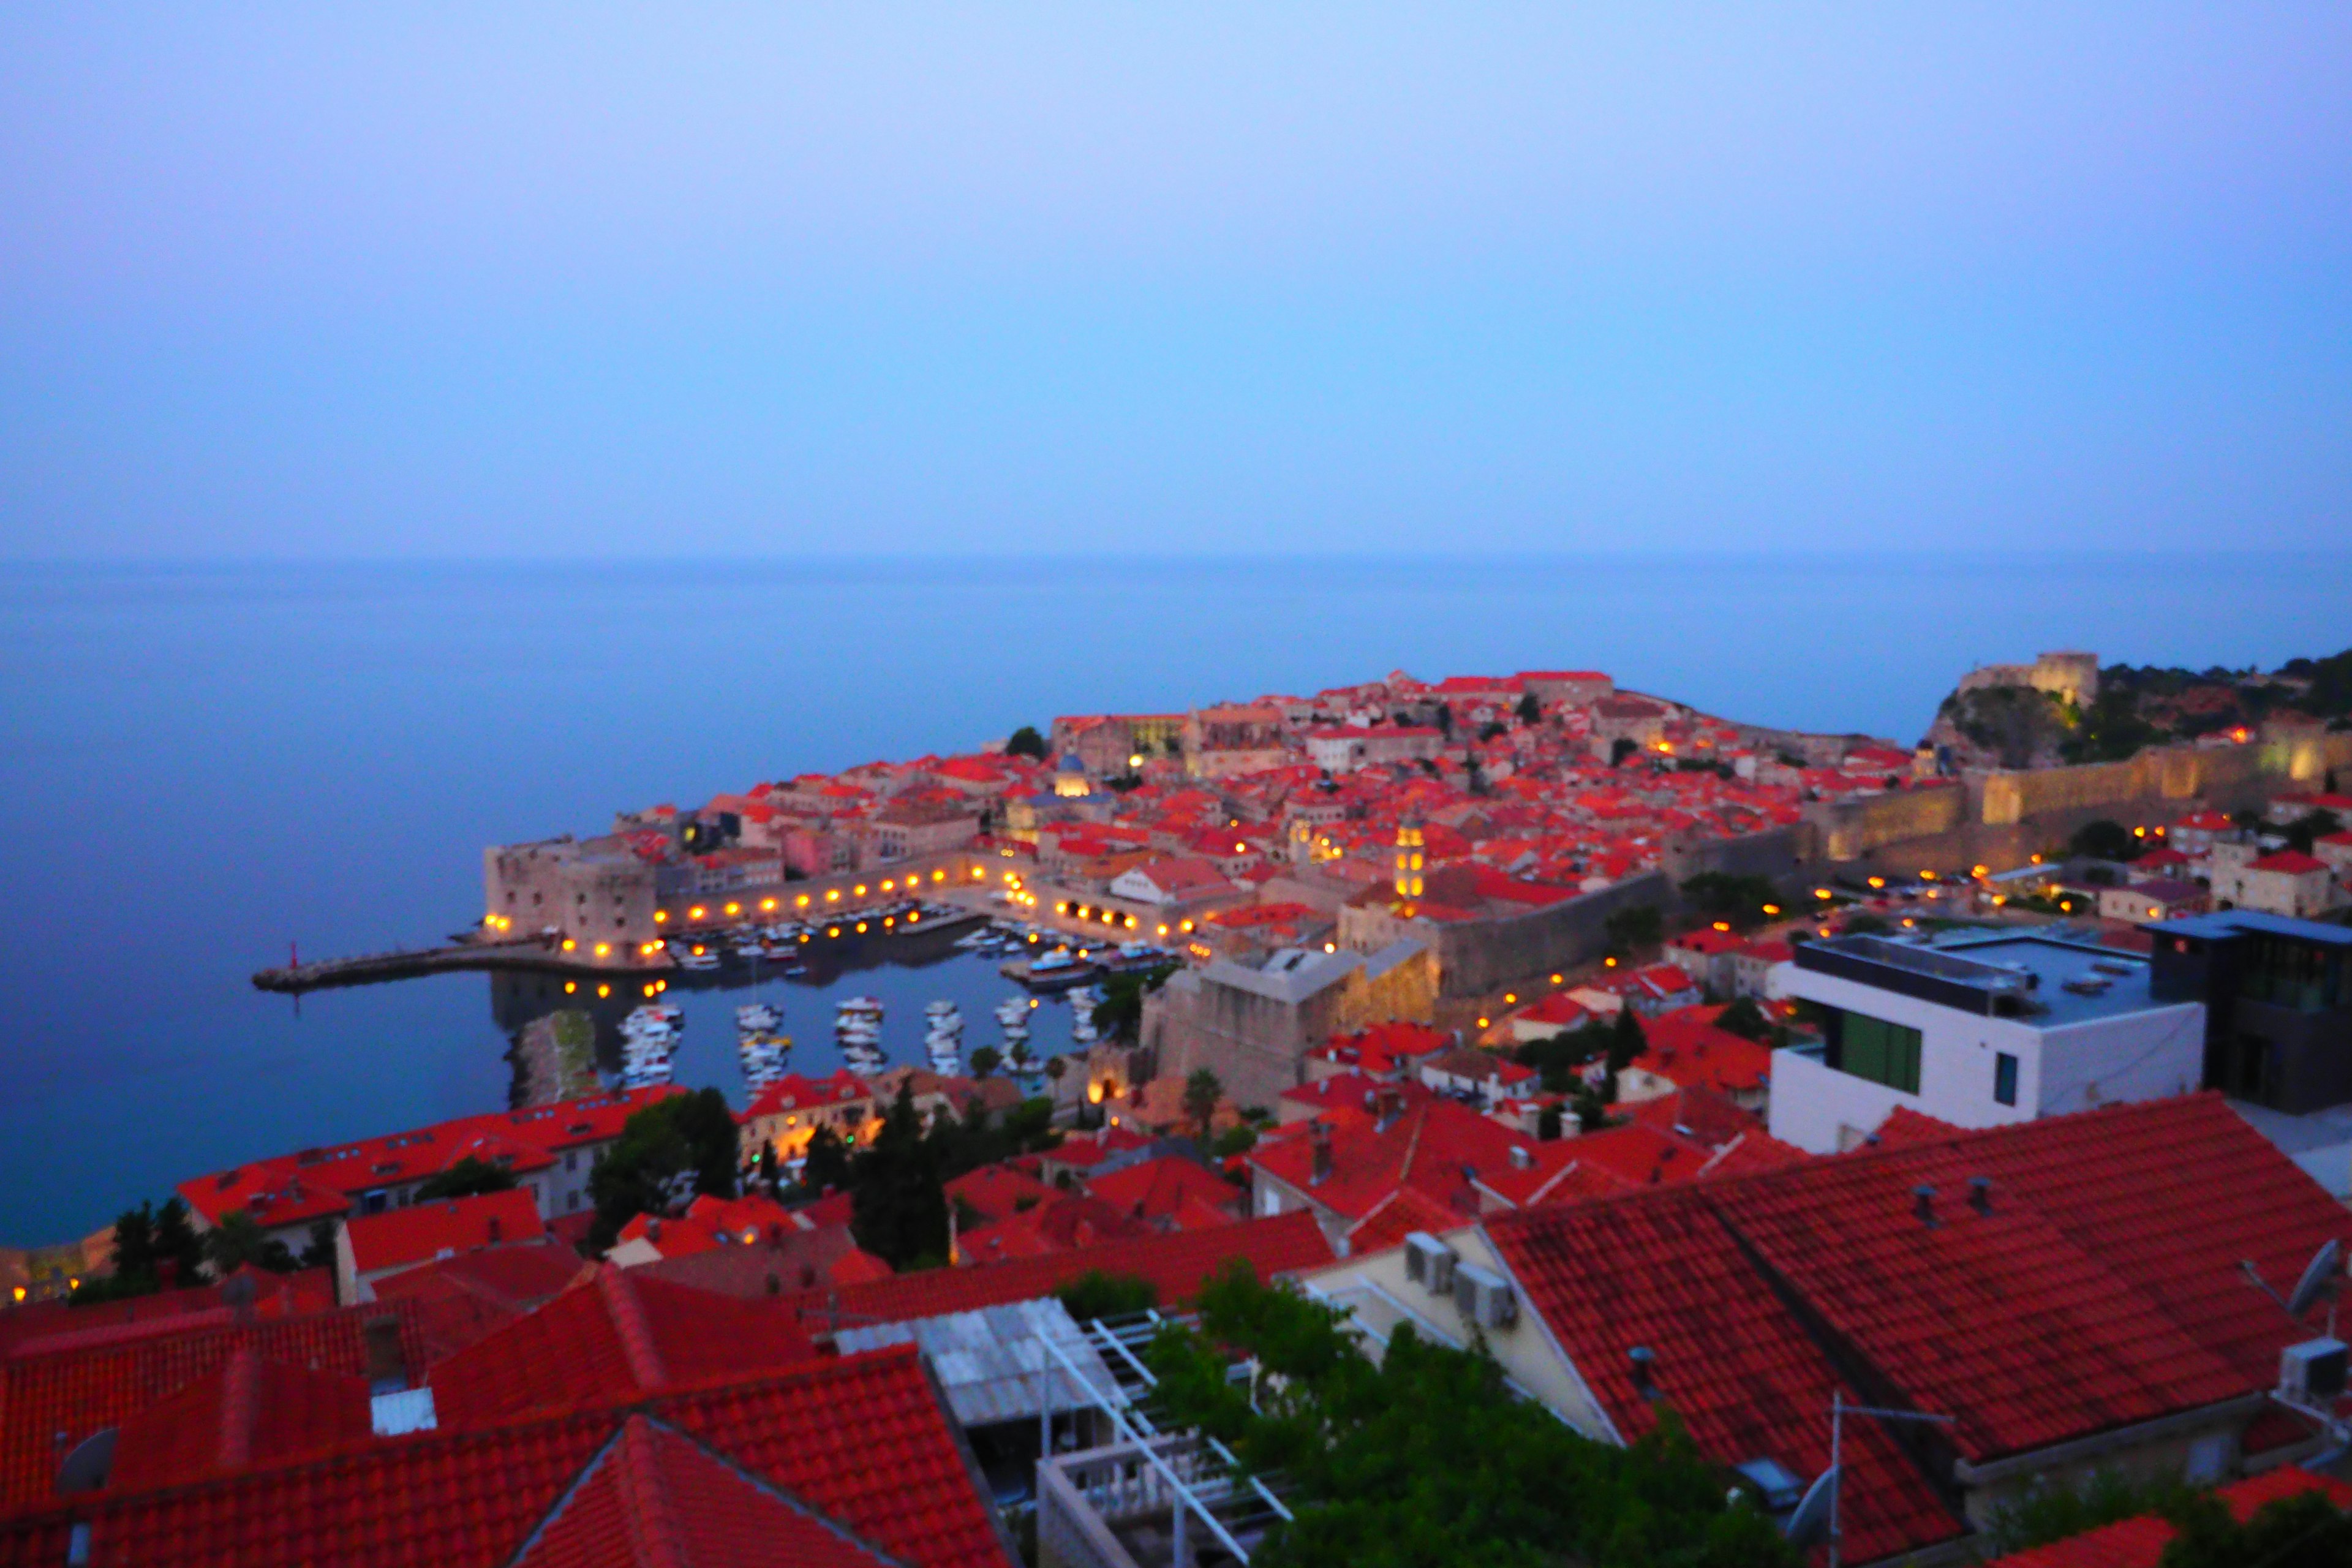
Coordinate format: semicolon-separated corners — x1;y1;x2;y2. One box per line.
1768;933;2206;1155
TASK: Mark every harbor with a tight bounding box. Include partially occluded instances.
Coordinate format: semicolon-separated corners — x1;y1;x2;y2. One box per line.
488;910;1133;1107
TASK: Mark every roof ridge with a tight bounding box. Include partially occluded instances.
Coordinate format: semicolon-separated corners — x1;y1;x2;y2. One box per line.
615;1419;692;1568
217;1344;260;1471
596;1267;669;1392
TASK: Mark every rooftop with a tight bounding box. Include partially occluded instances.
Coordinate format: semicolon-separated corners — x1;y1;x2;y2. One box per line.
1792;932;2182;1025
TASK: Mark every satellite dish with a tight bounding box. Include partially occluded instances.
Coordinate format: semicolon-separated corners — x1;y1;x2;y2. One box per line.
2286;1240;2343;1320
55;1428;117;1495
1784;1465;1839;1550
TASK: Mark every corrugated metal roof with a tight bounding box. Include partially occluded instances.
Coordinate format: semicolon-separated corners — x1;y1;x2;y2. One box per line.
835;1298;1121;1429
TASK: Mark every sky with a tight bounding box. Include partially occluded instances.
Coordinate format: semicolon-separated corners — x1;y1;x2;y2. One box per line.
2;4;2348;560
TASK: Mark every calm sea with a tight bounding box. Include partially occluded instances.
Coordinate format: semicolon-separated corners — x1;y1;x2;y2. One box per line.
2;554;2345;1242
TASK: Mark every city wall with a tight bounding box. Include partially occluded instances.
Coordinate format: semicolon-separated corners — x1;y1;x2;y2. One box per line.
1338;869;1674;999
1802;730;2352;876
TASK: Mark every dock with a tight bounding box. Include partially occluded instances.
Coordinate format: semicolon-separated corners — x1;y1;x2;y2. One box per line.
251;935;657;994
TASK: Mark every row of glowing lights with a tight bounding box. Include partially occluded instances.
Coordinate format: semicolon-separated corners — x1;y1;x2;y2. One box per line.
497;866;1030;955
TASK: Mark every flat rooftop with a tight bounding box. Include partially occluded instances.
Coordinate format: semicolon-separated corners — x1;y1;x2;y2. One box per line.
1792;932;2182;1027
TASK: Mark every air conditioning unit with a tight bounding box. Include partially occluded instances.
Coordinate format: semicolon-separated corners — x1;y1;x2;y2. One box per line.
2280;1338;2348;1405
1453;1262;1518;1329
1404;1232;1457;1294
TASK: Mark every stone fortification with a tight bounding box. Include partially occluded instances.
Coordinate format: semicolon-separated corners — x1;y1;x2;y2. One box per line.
1800;727;2352;875
1142;939;1437;1111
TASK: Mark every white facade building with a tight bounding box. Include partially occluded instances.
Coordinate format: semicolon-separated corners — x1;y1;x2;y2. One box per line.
1767;933;2206;1155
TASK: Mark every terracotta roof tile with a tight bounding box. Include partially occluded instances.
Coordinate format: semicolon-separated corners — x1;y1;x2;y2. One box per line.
1986;1468;2352;1567
785;1212;1332;1330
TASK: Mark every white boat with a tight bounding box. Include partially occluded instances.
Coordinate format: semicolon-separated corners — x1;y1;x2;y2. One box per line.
736;1002;783;1034
674;949;720;971
837;995;884;1017
924;998;959;1018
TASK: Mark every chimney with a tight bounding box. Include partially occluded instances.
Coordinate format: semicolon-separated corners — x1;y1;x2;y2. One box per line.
1967;1176;1993;1215
1912;1185;1939;1228
646;1218;662;1242
362;1315;408;1393
767;1223;785;1251
1628;1346;1659;1398
1374;1085;1403;1131
1310;1120;1335;1185
486;1216;502;1244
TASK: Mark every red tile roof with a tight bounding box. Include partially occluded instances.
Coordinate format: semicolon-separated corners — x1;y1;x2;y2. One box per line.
0;1299;432;1513
428;1267;816;1430
1483;1094;2352;1566
1084;1156;1243;1224
347;1189;547;1276
108;1346;374;1493
512;1415;900;1568
2250;850;2329;874
178;1088;684;1229
2;1346;1012;1568
785;1212;1333;1330
1251;1087;1539;1226
1487;1185;1962;1564
1986;1468;2352;1567
367;1238;591;1363
944;1163;1057;1225
0;1267;336;1361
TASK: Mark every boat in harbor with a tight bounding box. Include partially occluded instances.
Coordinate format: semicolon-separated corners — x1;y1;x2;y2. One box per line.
736;1001;783;1035
738;1033;790;1088
1001;949;1102;992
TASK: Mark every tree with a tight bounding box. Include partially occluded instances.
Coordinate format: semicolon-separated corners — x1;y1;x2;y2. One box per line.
850;1083;949;1269
74;1198;210;1306
1605;1007;1647;1077
1984;1469;2197;1556
1093;962;1175;1041
2285;809;2343;855
1603;903;1662;956
587;1088;740;1250
1536;1103;1564;1140
1433;702;1453;736
1057;1270;1158;1321
1005;725;1049;760
1713;996;1772;1041
1842;911;1892;936
968;1044;1003;1077
1144;1264;1796;1568
1478;720;1509;743
799;1123;852;1194
2070;818;2139;862
1043;1055;1068;1085
1679;872;1780;930
1183;1069;1223;1140
2159;1487;2352;1568
1515;690;1542;725
415;1156;518;1202
300;1220;337;1271
203;1210;298;1275
1212;1123;1259;1159
1610;736;1638;766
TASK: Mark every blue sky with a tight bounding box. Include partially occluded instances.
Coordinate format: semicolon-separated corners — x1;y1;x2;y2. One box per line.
2;4;2347;559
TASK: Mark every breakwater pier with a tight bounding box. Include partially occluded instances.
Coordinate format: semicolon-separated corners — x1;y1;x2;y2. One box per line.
251;933;651;994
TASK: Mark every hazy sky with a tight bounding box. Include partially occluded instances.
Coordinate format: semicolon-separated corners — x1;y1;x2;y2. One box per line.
3;5;2348;559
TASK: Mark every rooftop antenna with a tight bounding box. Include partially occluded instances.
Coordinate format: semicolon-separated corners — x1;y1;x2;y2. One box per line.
2243;1238;2343;1338
1807;1391;1954;1568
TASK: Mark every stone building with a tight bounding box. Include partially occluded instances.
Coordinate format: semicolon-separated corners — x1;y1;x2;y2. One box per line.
1956;649;2100;706
1142;940;1437;1111
482;836;661;963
